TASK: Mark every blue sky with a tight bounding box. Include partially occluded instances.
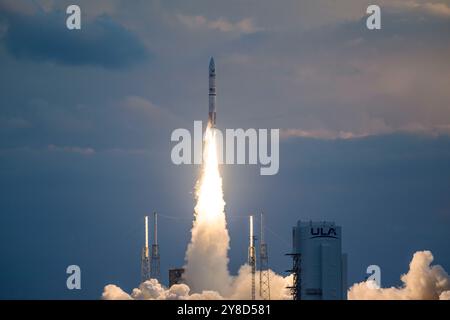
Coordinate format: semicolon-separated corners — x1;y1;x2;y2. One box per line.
0;0;449;299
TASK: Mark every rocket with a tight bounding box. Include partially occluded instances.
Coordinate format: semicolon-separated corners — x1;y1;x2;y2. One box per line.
208;57;217;127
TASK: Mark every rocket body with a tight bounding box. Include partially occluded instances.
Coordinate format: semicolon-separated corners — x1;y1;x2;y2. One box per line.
208;57;216;127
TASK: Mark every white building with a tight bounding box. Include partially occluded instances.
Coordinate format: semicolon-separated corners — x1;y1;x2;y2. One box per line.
291;221;347;300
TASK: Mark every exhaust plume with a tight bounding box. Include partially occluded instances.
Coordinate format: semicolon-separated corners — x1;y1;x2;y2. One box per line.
102;122;293;300
183;124;231;294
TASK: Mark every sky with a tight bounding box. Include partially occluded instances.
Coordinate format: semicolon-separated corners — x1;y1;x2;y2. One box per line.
0;0;449;299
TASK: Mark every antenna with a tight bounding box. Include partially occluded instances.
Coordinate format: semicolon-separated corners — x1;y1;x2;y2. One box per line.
250;215;254;247
260;212;264;244
248;215;256;300
154;211;158;245
145;215;149;248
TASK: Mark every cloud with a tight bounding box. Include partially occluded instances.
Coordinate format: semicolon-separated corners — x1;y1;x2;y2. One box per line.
423;2;450;16
120;95;182;129
349;251;450;300
1;9;149;68
281;129;369;140
122;96;166;118
0;116;31;130
222;6;450;137
47;144;95;155
176;14;261;35
0;0;37;16
390;1;450;17
280;123;450;140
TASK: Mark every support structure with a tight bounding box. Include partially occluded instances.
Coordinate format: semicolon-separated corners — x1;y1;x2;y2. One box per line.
150;212;160;280
140;216;151;283
248;215;256;300
286;253;301;300
259;212;271;300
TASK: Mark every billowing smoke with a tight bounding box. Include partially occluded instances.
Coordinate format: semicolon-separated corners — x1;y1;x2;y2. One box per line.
102;266;292;300
102;280;222;300
227;265;292;300
183;126;231;294
102;125;293;300
348;250;450;300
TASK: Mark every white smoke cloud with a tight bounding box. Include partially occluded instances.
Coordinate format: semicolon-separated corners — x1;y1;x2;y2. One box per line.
102;266;292;300
348;251;450;300
102;284;133;300
439;291;450;300
227;265;292;300
129;279;222;300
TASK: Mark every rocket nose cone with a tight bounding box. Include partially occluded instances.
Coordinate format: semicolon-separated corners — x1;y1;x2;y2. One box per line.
209;57;215;74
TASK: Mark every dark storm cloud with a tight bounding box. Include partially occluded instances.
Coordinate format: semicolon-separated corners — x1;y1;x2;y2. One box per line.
1;10;149;68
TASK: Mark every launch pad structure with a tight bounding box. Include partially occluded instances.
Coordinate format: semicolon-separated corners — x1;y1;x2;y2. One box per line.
259;212;271;300
248;215;256;300
141;216;151;283
151;212;160;280
140;212;161;283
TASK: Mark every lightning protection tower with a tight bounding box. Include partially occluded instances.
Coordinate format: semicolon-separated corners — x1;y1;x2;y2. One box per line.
150;212;160;280
248;215;256;300
259;212;271;300
141;216;151;283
